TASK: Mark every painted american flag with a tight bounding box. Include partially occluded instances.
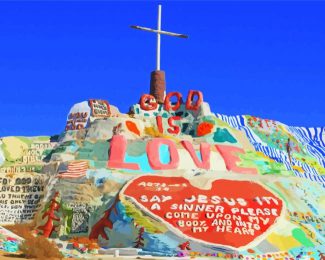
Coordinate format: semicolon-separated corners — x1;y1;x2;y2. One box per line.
59;160;89;178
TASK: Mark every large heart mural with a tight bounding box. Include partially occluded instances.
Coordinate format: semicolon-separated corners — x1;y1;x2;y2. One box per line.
121;175;284;249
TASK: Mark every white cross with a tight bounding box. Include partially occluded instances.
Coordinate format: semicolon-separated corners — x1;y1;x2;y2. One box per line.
131;4;188;71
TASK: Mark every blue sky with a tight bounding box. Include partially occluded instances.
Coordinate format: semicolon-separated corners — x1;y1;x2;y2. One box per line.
0;1;324;136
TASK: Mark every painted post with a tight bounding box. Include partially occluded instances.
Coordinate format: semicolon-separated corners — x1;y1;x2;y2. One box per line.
157;5;161;71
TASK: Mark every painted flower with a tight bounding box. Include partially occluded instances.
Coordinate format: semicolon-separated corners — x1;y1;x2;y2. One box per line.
125;120;140;136
197;122;214;136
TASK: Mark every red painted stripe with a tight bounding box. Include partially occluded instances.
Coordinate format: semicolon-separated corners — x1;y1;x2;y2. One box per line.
67;168;88;171
59;173;86;178
68;165;88;169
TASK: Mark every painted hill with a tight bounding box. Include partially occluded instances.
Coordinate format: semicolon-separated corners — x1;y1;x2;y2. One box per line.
0;91;324;259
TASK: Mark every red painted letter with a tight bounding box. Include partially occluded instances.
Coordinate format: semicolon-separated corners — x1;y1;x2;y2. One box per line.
186;90;203;110
167;116;181;134
181;140;210;170
140;94;157;111
215;145;258;174
147;138;180;170
107;135;140;170
164;92;182;111
156;116;164;133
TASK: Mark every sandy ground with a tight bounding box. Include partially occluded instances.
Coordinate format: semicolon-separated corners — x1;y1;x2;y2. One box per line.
0;251;225;260
0;251;29;260
0;251;172;260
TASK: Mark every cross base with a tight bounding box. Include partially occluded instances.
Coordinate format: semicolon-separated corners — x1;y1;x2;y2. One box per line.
150;70;166;104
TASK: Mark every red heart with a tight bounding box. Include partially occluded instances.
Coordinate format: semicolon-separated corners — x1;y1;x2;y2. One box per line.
122;175;284;249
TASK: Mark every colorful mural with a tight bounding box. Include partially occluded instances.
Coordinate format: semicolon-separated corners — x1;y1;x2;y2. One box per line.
0;137;56;224
0;92;324;259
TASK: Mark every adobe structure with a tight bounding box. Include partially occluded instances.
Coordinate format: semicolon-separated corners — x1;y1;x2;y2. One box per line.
0;86;324;258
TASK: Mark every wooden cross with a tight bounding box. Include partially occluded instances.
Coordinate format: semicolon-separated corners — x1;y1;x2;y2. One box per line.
131;5;188;71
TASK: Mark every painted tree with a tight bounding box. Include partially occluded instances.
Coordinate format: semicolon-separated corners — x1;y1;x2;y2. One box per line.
58;200;73;236
134;226;145;248
89;198;119;240
37;192;60;238
178;241;191;250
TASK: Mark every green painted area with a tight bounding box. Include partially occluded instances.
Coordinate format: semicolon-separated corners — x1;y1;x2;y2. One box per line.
44;141;74;161
292;228;314;247
127;140;146;156
213;128;237;143
93;161;107;168
77;141;109;162
60;202;73;236
123;199;167;234
42;148;53;159
238;151;290;175
35;136;51;141
32;165;44;173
